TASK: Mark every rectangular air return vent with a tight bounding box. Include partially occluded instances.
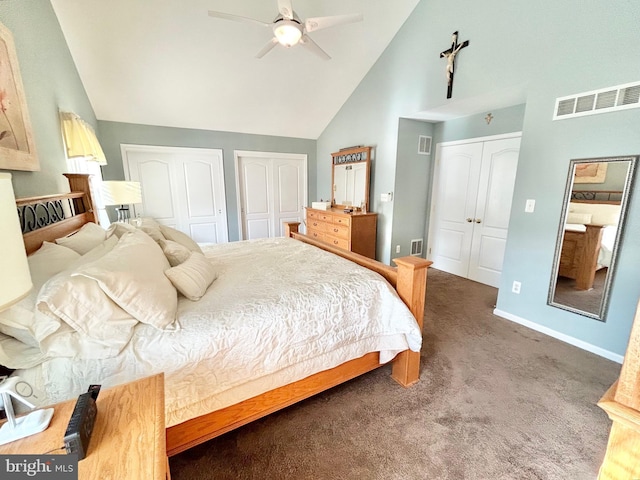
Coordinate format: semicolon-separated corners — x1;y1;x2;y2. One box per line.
410;238;423;256
553;81;640;120
418;135;432;155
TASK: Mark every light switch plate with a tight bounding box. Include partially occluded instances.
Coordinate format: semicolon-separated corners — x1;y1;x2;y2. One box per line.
525;199;535;213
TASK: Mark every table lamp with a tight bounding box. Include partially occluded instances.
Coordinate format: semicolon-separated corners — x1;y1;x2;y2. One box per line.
0;173;54;445
101;181;142;222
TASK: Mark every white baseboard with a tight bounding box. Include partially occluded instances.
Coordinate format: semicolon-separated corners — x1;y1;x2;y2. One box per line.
493;308;624;364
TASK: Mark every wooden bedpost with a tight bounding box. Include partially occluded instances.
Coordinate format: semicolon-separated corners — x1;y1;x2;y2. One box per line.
391;256;431;387
63;173;98;224
284;222;300;237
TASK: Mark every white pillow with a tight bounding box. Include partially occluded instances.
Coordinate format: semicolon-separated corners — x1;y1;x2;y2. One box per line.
72;230;179;331
55;222;107;255
158;239;192;267
0;242;80;347
165;252;218;301
159;225;203;254
140;225;165;243
0;333;47;369
566;212;592;225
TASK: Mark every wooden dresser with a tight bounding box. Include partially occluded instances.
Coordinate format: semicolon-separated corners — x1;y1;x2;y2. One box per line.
306;207;377;259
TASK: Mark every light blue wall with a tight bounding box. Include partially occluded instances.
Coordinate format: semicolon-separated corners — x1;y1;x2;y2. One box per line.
390;118;433;262
317;0;640;357
0;1;96;197
97;121;317;242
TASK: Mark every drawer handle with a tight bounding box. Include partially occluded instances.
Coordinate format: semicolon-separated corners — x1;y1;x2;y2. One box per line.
333;228;339;232
333;240;339;245
313;222;318;227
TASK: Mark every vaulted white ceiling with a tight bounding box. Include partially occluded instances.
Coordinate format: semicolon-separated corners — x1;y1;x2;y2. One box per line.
51;0;420;139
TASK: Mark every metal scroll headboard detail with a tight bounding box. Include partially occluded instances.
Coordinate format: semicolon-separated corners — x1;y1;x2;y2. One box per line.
17;192;87;234
570;190;623;204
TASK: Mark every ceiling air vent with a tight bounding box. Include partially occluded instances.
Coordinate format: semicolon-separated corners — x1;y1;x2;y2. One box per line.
418;135;432;155
553;81;640;120
410;238;423;256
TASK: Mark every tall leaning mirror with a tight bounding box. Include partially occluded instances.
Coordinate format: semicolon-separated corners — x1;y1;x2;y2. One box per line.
548;155;637;320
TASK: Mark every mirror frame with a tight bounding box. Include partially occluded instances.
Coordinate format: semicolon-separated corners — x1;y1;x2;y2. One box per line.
331;146;372;210
548;155;637;320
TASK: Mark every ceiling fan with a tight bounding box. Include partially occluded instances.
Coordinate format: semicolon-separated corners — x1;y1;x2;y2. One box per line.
207;0;363;60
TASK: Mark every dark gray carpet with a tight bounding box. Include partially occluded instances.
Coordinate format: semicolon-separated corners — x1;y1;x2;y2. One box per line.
169;269;620;479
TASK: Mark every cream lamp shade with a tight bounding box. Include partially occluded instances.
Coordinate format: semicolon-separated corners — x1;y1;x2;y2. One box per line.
0;173;32;311
60;112;107;165
102;181;143;222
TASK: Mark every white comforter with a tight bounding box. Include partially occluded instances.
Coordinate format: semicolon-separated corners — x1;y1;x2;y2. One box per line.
22;238;422;427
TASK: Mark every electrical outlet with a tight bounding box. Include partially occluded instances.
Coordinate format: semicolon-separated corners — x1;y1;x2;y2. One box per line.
512;281;521;294
395;245;401;254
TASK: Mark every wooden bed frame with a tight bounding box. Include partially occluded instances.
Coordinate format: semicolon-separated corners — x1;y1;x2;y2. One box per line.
557;191;621;291
18;174;431;456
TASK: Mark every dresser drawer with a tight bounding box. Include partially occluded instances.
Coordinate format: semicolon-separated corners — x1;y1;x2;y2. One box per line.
307;229;325;242
308;219;326;231
325;235;349;250
333;215;351;227
326;223;349;239
318;213;333;222
308;210;320;220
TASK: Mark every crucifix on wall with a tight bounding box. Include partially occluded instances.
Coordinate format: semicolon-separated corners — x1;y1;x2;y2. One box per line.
440;31;469;99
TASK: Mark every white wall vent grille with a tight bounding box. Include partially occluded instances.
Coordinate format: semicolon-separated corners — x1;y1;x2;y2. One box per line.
554;81;640;120
418;135;432;155
410;238;423;256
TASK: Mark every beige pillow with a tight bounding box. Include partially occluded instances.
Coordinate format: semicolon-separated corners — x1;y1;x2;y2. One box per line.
165;253;218;301
566;212;592;225
36;273;138;345
158;239;192;267
73;230;179;331
140;225;165;243
159;225;203;253
55;222;107;255
0;333;47;369
106;221;137;239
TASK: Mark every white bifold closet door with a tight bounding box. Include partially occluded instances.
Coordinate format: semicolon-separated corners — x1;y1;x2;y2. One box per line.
429;136;521;288
235;151;307;240
121;144;229;244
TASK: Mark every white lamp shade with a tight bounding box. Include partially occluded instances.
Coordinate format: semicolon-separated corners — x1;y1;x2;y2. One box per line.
101;181;142;206
0;173;32;311
60;112;107;165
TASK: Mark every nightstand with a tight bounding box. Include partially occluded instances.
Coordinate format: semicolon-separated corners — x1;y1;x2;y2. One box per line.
0;373;167;480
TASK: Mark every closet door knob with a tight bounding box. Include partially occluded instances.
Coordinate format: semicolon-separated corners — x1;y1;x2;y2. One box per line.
466;218;473;222
475;219;482;223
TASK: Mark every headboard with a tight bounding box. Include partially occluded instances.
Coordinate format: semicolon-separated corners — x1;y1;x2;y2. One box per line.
570;190;622;205
18;173;98;255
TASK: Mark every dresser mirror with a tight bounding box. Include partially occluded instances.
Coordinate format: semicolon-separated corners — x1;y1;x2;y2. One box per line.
548;155;637;320
331;146;372;210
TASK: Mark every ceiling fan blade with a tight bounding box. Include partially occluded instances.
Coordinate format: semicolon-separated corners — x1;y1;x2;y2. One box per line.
300;35;330;60
277;0;294;20
208;10;270;28
305;13;363;33
256;38;279;59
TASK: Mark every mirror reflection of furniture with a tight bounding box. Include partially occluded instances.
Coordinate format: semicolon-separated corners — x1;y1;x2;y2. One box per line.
548;156;637;320
102;181;143;222
331;146;371;211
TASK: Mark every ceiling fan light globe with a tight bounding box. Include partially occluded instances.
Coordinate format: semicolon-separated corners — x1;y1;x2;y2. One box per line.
273;20;303;47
